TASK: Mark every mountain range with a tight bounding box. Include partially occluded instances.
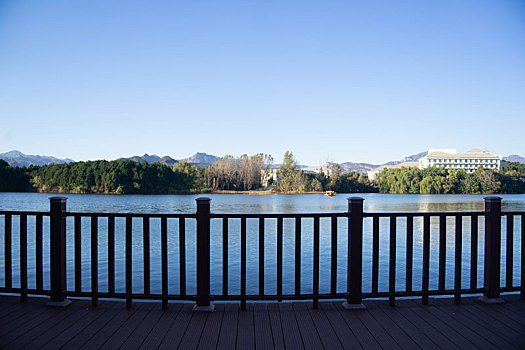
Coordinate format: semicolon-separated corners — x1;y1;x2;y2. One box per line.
0;150;74;167
1;150;523;173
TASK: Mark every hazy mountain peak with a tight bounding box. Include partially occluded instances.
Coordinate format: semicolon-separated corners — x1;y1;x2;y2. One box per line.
0;150;74;167
504;154;525;164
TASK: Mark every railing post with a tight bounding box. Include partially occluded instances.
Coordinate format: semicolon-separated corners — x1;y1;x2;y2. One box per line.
193;197;215;311
481;196;504;304
343;197;366;309
48;197;71;307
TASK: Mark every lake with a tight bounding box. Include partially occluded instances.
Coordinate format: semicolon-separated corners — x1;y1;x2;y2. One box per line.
1;192;524;297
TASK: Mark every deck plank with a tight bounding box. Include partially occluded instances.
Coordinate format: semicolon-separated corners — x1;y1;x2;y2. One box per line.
267;302;285;350
319;302;361;350
40;301;110;350
254;303;276;350
404;299;484;349
100;302;157;350
352;303;402;350
216;302;239;350
197;303;224;350
178;306;209;350
0;297;50;329
370;299;440;350
0;303;64;346
236;303;255;349
61;301;128;350
158;303;194;350
279;302;304;350
334;302;381;349
4;300;90;349
405;298;501;349
138;303;183;350
365;300;420;349
78;302;142;349
292;302;324;349
0;294;523;350
306;302;343;350
433;298;521;349
393;301;461;350
119;303;164;350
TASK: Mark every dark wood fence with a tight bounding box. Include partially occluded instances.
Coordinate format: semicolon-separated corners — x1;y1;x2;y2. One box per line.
1;196;523;310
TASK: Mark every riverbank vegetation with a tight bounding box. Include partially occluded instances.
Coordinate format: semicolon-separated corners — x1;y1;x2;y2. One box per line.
1;152;524;194
376;162;525;194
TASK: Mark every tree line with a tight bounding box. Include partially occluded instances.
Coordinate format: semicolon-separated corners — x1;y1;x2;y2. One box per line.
1;152;524;194
375;162;525;194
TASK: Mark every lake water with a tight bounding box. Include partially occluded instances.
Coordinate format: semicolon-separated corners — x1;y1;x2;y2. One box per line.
1;192;524;297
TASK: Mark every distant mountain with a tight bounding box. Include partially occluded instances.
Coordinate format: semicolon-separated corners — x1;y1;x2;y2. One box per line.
158;156;178;167
120;154;161;163
339;162;377;174
0;150;74;167
402;151;428;163
119;154;178;167
504;155;525;164
182;152;220;168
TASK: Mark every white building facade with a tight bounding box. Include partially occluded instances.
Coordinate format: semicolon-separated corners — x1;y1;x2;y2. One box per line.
418;149;504;173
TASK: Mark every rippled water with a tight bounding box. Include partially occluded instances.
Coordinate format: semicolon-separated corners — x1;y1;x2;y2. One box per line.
1;192;524;296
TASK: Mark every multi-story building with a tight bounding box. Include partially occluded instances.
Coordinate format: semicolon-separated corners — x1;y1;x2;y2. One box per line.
418;149;505;173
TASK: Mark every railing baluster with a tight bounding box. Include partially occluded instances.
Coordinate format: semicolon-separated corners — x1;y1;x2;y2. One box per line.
241;217;247;310
36;214;43;292
91;215;98;307
470;215;478;290
438;215;446;291
277;217;283;302
161;216;168;309
20;214;27;303
126;216;132;308
372;215;379;294
313;216;320;309
108;215;115;295
389;215;396;306
422;215;430;305
4;214;12;290
454;215;462;304
406;215;413;293
223;218;228;296
143;216;150;295
330;215;337;295
506;215;514;289
258;218;264;296
74;215;81;294
179;217;186;296
295;217;301;296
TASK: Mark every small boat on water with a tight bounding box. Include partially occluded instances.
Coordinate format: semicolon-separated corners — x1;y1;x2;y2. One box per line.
325;190;336;197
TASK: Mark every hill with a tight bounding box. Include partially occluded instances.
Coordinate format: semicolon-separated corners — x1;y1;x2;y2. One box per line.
0;150;74;167
119;154;178;166
504;155;525;164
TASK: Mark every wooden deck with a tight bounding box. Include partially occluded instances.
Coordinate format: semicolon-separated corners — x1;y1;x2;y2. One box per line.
0;294;524;349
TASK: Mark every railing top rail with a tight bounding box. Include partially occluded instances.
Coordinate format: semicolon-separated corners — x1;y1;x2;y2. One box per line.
501;211;525;216
364;211;488;217
4;210;522;218
65;212;197;218
0;210;50;216
210;213;348;219
210;211;490;218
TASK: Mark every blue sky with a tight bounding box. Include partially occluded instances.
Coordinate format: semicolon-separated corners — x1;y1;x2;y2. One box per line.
1;0;524;165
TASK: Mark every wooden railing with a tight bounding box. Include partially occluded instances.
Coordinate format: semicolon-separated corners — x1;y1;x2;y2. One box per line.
0;196;523;310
